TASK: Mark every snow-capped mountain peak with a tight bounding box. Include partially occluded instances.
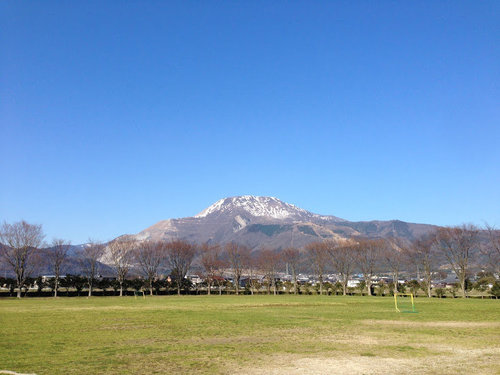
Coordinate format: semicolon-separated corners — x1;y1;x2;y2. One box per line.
195;195;337;221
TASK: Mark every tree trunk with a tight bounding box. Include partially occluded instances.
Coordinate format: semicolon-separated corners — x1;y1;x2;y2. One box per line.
16;277;23;298
207;281;211;295
293;274;298;295
54;278;59;298
460;278;467;298
177;284;181;296
88;281;92;297
343;282;347;296
235;277;239;295
149;279;153;296
119;282;123;297
367;280;372;296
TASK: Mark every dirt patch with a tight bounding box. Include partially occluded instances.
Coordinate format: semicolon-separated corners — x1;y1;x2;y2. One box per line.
189;336;272;345
233;302;347;309
320;334;383;346
237;347;500;375
101;323;157;331
361;319;500;328
237;356;416;375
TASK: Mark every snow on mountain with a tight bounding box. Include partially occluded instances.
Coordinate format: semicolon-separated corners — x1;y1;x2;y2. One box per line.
195;195;343;222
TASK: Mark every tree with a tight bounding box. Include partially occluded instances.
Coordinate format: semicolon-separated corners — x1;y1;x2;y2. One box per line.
282;247;301;295
435;288;445;298
382;239;405;295
305;241;328;295
134;240;164;296
258;248;281;295
354;239;383;296
481;224;500;275
47;238;71;297
224;242;249;295
107;238;135;296
435;225;479;298
166;240;197;296
474;273;496;293
244;251;259;295
214;269;228;295
490;282;500;298
407;234;438;298
0;221;45;298
377;280;386;296
406;280;420;296
200;243;222;296
79;239;105;297
357;280;366;296
326;239;356;296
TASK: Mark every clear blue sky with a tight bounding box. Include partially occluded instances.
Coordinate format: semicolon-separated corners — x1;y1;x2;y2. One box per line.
1;1;499;244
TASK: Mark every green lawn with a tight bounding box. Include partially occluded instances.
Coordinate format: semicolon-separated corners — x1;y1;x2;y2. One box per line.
0;295;499;375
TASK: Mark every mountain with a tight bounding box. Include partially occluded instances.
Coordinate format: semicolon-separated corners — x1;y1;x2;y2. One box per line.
0;196;439;277
195;196;344;223
127;195;436;250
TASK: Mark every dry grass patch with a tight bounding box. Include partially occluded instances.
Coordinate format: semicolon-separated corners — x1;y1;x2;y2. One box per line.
361;319;500;328
238;347;500;375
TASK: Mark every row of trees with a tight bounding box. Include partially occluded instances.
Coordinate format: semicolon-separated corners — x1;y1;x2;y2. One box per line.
5;272;496;297
304;224;499;298
198;224;499;299
1;221;499;298
79;239;197;297
0;221;197;298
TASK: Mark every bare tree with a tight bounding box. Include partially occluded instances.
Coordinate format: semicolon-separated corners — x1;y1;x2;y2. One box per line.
435;225;479;298
166;240;197;296
214;257;229;295
0;221;45;298
481;224;500;274
407;234;438;297
244;251;259;295
108;238;135;296
47;238;71;297
282;247;300;294
305;241;328;295
225;242;249;295
382;239;405;295
200;243;222;295
135;240;164;296
258;248;281;295
354;238;383;296
326;239;356;296
79;239;105;297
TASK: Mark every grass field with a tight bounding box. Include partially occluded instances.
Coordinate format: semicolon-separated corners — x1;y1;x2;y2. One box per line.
0;296;499;375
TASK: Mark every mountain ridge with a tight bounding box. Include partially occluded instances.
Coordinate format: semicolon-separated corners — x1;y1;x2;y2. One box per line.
128;196;437;250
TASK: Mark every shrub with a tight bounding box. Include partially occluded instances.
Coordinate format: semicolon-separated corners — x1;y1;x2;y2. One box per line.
490;282;500;298
435;288;445;298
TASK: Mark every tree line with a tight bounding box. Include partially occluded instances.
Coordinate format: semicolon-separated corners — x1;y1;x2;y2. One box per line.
1;220;499;298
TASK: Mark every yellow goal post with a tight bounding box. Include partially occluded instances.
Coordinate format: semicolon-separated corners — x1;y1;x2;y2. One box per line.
394;292;417;313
